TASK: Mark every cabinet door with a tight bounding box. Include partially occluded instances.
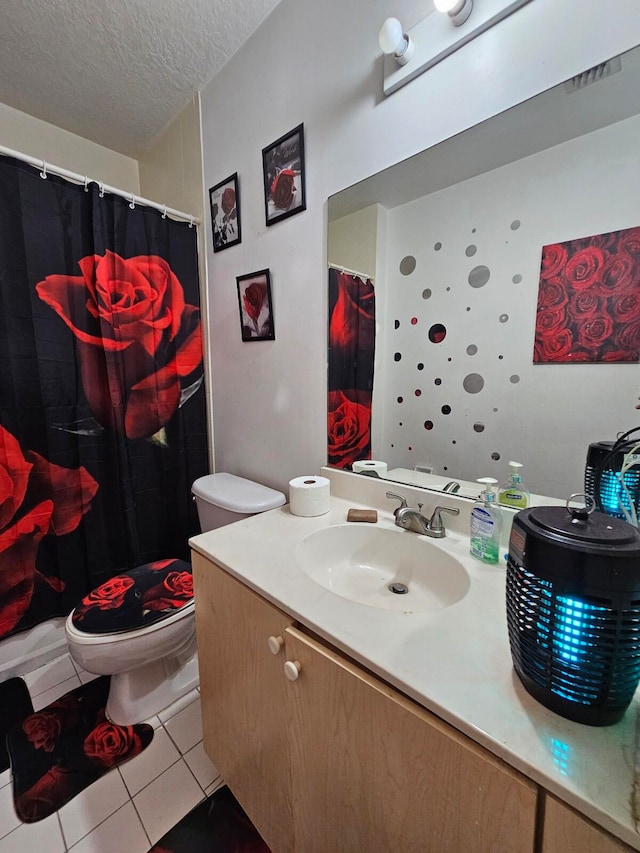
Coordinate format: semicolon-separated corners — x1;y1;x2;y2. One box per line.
192;553;295;853
542;795;633;852
285;626;537;853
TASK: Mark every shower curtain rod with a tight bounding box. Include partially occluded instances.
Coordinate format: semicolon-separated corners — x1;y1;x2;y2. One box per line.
329;263;374;281
0;144;201;226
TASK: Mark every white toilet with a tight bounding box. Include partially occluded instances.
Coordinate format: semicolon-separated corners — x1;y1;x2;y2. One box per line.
65;473;285;724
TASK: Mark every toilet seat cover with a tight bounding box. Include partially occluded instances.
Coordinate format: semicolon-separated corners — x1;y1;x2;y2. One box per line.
71;559;193;636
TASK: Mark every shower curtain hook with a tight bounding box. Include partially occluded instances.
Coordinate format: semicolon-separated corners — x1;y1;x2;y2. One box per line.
98;182;105;198
40;161;48;179
188;215;194;229
129;193;136;210
162;206;167;220
84;176;90;192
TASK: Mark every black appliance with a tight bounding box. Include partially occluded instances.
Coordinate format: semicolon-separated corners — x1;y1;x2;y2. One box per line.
585;440;640;522
506;499;640;726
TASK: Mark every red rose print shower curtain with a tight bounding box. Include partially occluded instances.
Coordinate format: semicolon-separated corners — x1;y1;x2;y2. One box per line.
0;154;208;640
327;268;375;468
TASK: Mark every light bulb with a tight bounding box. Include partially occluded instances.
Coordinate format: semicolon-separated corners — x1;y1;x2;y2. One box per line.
378;17;415;65
434;0;459;10
434;0;473;26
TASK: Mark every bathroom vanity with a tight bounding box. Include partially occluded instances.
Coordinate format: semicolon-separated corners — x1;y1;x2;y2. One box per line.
190;470;640;852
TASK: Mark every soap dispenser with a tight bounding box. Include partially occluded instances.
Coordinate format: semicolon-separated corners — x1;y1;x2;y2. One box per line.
498;461;530;509
470;478;503;564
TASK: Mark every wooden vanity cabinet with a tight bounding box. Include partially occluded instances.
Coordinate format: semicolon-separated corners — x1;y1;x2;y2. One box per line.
541;795;634;853
193;552;537;852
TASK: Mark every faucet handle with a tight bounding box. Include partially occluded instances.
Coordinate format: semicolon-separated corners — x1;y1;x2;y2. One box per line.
386;491;408;516
429;505;460;534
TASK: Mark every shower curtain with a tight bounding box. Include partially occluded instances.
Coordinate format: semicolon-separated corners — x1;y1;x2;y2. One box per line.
327;267;375;468
0;154;208;641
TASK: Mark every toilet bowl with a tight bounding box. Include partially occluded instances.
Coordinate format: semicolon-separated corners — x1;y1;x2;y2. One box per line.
65;474;285;725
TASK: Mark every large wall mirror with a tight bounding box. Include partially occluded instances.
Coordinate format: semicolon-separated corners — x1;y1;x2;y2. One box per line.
327;43;640;501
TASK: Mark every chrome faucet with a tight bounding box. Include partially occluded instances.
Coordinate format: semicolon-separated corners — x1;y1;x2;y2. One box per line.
386;492;459;538
442;480;461;493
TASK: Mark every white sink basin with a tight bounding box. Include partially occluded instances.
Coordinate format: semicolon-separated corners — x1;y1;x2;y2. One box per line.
295;524;470;612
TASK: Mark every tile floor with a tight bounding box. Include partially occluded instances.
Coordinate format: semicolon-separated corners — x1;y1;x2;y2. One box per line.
0;653;223;852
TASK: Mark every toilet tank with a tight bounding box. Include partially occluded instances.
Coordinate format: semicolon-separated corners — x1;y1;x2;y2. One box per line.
191;473;286;532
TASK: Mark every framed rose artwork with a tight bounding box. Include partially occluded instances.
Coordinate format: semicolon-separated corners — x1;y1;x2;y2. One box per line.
209;173;241;252
237;269;275;342
534;225;640;363
262;124;306;226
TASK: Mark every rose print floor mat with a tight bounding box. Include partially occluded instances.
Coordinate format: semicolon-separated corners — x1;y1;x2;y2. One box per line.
6;675;153;822
149;785;271;853
0;677;34;772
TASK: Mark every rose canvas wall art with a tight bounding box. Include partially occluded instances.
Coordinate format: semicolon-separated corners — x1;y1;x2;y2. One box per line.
236;269;275;341
534;225;640;363
209;173;241;252
262;124;306;226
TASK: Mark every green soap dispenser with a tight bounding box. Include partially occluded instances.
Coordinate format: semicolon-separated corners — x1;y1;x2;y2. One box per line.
470;478;503;564
498;461;530;509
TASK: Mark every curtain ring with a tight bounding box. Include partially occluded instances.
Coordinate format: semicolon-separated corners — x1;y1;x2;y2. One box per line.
129;193;136;210
40;161;48;179
162;206;167;220
98;182;105;198
188;215;194;229
84;176;90;192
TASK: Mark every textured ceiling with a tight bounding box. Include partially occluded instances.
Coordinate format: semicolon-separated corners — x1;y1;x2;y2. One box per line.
0;0;284;157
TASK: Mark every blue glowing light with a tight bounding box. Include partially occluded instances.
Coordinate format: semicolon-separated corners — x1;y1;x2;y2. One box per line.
550;738;570;776
599;469;640;520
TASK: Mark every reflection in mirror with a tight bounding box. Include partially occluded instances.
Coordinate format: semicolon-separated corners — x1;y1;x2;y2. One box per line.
327;44;640;501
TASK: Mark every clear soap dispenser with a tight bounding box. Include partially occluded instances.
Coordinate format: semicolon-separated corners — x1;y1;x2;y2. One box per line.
470;477;503;564
498;461;530;509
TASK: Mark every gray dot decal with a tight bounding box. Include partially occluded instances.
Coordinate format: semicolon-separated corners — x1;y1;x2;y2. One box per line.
434;242;442;251
422;288;432;300
493;407;498;413
463;373;484;394
499;314;509;323
466;344;478;356
491;452;501;461
510;375;521;384
468;265;490;288
400;255;416;275
473;422;485;433
510;220;521;230
446;286;451;292
465;245;477;257
512;274;522;284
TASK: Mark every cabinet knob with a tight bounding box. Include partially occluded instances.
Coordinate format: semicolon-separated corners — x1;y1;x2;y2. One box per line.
268;635;284;655
284;660;302;681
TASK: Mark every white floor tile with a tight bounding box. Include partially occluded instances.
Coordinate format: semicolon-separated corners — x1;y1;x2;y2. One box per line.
118;726;180;797
0;811;65;853
0;783;20;839
0;770;11;791
163;696;202;754
67;801;149;853
58;768;130;848
31;675;82;711
157;687;200;724
23;655;76;699
183;741;220;791
134;758;203;844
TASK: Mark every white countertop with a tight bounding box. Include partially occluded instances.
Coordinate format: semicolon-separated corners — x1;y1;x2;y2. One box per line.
190;482;640;850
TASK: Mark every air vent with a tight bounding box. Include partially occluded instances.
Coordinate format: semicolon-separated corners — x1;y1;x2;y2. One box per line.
564;55;622;93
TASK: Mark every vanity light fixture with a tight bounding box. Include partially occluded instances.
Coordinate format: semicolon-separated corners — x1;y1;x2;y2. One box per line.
380;0;534;96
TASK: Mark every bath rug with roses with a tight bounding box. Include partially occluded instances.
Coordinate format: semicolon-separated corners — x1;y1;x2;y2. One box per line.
7;675;153;822
0;677;34;772
149;784;271;853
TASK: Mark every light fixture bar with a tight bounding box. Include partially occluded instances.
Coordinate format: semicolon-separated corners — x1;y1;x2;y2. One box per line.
382;0;534;96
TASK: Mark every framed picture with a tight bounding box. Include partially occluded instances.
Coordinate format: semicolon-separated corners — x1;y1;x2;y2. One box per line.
209;173;241;252
237;269;275;342
262;123;306;226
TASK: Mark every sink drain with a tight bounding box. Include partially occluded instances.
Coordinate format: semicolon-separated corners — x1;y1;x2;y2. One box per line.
388;582;409;595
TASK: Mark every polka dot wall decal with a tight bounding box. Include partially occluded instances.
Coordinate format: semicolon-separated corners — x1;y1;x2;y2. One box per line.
510;375;521;384
499;314;509;323
510;220;521;230
411;317;418;325
400;255;416;275
428;323;447;343
466;344;478;355
466;307;471;312
415;389;422;397
452;440;457;445
465;245;477;257
424;421;433;430
434;242;442;251
394;320;400;329
472;228;477;233
417;362;424;370
422;288;432;300
512;274;522;284
498;355;504;360
446;286;451;292
394;352;402;361
491;452;501;460
397;396;403;403
493;407;498;412
468;265;490;288
473;422;485;433
441;405;451;415
463;373;484;394
434;378;442;385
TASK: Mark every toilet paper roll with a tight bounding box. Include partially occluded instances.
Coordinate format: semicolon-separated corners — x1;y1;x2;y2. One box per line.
352;460;388;476
289;476;331;517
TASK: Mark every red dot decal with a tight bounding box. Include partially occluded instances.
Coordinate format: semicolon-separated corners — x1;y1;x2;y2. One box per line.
415;389;422;397
424;421;433;430
428;323;447;343
411;317;418;325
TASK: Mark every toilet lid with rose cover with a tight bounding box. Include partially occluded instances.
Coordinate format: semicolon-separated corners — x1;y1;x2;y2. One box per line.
71;559;193;635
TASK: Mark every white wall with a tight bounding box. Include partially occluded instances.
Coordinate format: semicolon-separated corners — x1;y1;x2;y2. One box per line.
0;101;139;190
379;114;640;498
199;0;640;495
